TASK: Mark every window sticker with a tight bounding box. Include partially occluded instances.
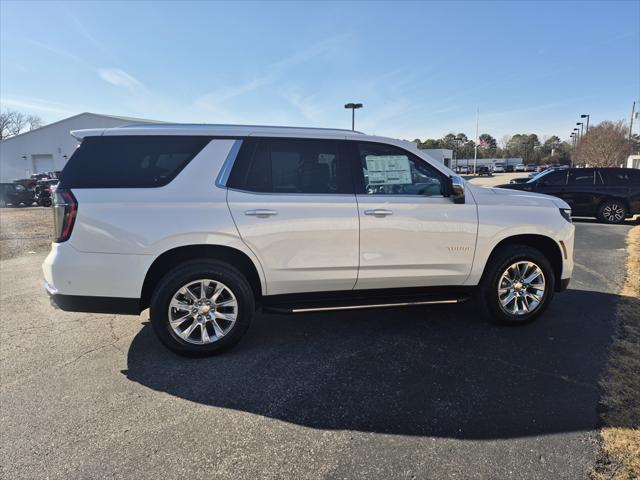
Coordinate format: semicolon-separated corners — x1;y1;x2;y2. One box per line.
365;155;412;185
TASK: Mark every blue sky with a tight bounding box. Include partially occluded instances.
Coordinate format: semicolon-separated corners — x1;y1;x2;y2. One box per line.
1;1;639;142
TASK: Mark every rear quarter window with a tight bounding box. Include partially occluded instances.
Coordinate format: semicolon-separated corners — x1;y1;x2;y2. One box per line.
59;136;211;188
599;169;640;186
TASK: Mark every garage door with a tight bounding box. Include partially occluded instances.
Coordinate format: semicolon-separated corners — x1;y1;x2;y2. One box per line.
32;154;54;174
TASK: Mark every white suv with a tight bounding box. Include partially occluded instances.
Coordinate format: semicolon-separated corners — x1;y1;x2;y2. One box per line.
43;124;574;356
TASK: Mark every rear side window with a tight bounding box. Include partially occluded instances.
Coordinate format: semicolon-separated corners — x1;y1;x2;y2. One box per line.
567;169;595;186
227;137;353;194
599;169;640;186
59;136;211;188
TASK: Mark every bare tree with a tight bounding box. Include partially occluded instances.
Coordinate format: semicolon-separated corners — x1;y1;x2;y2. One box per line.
26;114;43;131
573;120;629;167
0;109;44;139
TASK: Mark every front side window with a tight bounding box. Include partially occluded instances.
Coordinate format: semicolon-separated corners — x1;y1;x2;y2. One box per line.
228;138;352;194
567;169;595;186
357;142;444;196
537;170;567;186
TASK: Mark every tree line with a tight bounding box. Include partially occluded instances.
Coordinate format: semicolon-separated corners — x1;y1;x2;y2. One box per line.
413;120;639;167
412;132;573;165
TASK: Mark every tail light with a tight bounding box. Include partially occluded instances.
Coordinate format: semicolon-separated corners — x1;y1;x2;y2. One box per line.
53;189;77;242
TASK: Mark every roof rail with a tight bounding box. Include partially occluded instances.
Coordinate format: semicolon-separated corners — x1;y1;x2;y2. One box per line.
116;123;364;134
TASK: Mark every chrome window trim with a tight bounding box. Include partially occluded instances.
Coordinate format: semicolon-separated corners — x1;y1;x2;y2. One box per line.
215;139;244;188
226;187;358;198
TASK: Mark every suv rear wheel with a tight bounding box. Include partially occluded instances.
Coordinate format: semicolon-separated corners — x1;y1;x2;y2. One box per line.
597;200;627;224
150;259;254;356
477;245;555;325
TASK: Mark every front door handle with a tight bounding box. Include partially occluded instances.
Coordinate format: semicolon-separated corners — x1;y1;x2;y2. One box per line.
364;209;393;217
244;209;278;217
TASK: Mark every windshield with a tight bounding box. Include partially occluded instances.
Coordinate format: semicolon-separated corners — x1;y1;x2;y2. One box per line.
526;168;561;183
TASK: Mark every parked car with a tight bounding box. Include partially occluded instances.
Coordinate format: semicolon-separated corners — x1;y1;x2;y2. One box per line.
525;164;537;172
35;179;59;207
457;165;469;174
44;124;575;356
477;165;492;176
493;163;505;173
497;167;640;224
515;164;526;172
0;183;34;207
505;164;515;173
509;177;530;184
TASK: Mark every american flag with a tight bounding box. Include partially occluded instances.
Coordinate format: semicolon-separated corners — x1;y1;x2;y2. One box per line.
478;138;490;148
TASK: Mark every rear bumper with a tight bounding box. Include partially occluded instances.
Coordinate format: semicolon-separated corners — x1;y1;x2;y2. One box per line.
45;281;140;314
42;242;151;298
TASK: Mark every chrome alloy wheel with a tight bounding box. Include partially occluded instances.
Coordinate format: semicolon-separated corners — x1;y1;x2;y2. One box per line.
167;279;238;345
497;261;546;316
602;203;625;223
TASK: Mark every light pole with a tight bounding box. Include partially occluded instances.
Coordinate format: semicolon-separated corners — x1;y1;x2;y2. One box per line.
344;103;363;131
576;122;584;139
451;136;460;170
581;114;590;133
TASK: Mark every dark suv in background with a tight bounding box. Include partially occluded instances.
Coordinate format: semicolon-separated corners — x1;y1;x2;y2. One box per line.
497;168;640;224
0;183;34;207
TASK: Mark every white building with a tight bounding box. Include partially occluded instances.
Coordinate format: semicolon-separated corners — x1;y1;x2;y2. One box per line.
0;112;159;182
421;149;453;167
627;155;640;169
453;157;523;168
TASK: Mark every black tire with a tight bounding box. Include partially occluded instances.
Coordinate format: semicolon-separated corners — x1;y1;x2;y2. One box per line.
150;259;255;356
476;245;555;325
597;200;627;224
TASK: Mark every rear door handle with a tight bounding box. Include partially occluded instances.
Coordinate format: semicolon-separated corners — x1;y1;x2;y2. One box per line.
244;209;278;217
364;209;393;217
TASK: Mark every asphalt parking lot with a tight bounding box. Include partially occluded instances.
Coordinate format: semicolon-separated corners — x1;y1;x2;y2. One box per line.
0;209;637;479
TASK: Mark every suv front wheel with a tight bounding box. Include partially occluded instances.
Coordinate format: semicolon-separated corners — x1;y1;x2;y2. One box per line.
150;259;255;356
477;245;555;325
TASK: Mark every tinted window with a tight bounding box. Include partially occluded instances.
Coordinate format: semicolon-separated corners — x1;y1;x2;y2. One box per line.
357;142;444;196
59;136;211;188
537;170;566;186
567;169;595;186
228;138;352;194
599;169;640;186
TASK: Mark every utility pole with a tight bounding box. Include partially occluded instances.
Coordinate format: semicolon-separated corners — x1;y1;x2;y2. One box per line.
629;101;636;146
473;108;479;175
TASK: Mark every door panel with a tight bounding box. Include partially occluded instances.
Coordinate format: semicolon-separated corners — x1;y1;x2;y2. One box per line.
355;195;478;289
227;191;359;295
350;141;478;290
562;169;597;215
225;137;359;295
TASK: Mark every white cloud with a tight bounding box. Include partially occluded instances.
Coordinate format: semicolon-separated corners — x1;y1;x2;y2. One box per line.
192;34;350;115
0;95;76;116
97;68;144;91
280;89;325;123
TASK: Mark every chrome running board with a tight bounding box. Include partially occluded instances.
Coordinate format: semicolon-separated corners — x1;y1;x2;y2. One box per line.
262;297;467;314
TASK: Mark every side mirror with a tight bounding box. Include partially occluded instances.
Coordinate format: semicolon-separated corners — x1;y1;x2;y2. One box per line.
448;175;465;204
